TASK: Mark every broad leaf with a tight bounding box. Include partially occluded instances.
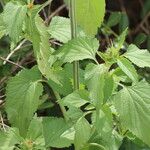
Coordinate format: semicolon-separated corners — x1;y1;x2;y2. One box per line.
58;37;99;63
74;117;91;150
0;128;22;150
124;44;150;68
75;0;105;36
91;106;122;150
48;16;71;43
66;106;84;122
117;57;138;82
48;16;85;43
113;81;150;146
48;64;73;96
62;89;90;108
5;67;43;137
3;2;27;43
42;117;71;148
85;64;110;106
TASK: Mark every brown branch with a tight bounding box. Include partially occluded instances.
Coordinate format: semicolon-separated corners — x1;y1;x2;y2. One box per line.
44;4;67;25
0;56;25;69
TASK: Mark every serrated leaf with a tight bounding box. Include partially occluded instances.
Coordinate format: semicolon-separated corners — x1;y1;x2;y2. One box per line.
66;106;84;122
26;7;61;84
117;57;138;82
62;89;90;108
48;64;73;96
124;44;150;68
58;37;99;63
0;128;22;150
42;117;71;148
5;67;43;137
3;2;27;43
74;117;91;150
48;16;85;43
85;64;109;106
90;106;122;150
48;16;71;43
75;0;105;36
25;117;45;149
113;81;150;146
48;64;85;96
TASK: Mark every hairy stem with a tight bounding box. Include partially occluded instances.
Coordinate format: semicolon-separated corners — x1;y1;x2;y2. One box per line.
70;0;79;90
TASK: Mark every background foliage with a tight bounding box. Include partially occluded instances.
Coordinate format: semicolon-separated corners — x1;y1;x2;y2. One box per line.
0;0;150;150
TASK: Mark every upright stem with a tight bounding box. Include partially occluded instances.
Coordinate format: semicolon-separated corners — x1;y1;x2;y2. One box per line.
70;0;79;90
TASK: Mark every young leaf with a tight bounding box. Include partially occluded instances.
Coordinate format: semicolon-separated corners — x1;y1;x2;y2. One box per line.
25;117;45;149
75;0;105;36
74;117;91;150
48;16;71;43
42;117;72;148
58;37;99;63
113;81;150;146
114;28;128;54
5;67;43;137
117;57;138;82
124;44;150;68
3;2;27;43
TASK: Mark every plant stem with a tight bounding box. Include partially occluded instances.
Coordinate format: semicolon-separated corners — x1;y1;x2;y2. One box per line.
70;0;79;90
54;91;69;121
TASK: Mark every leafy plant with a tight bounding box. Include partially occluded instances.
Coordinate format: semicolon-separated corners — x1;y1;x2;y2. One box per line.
0;0;150;150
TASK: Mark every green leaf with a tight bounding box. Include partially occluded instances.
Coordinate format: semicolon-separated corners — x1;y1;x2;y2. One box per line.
26;8;61;84
48;64;73;96
91;106;123;150
119;13;129;33
3;2;27;43
66;106;84;122
62;89;90;108
114;28;128;54
113;81;150;146
75;0;105;36
42;117;71;148
5;67;43;137
134;33;147;46
85;64;109;106
48;16;71;43
0;128;22;150
0;14;6;39
25;117;45;149
58;37;99;63
107;12;121;27
74;117;91;150
117;57;138;82
124;44;150;68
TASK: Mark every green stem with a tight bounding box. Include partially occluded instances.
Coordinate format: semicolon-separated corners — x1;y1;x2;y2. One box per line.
54;91;69;121
70;0;79;90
